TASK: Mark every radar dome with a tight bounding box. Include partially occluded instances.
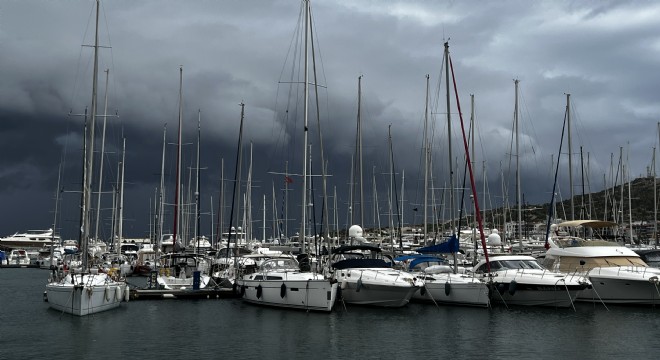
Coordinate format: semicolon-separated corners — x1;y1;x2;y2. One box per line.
348;225;364;238
487;229;502;245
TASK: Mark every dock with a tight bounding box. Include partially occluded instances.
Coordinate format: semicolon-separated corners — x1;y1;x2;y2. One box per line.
129;287;240;300
0;264;40;269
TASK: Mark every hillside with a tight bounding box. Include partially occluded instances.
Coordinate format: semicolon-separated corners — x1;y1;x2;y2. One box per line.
480;176;659;227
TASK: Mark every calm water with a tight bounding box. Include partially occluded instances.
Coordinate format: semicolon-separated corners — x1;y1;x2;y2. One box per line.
2;268;660;360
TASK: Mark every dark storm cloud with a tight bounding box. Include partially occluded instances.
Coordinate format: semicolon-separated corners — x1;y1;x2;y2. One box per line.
2;0;660;239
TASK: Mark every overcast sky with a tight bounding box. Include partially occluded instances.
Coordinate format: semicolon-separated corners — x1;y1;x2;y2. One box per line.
1;0;659;241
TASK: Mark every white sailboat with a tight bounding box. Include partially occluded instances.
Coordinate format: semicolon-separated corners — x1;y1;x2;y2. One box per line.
238;0;338;312
405;43;490;308
45;0;126;316
330;230;420;308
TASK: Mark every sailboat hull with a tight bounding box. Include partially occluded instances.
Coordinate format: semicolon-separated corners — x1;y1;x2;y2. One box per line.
240;276;338;312
335;268;419;308
45;273;125;316
415;275;490;308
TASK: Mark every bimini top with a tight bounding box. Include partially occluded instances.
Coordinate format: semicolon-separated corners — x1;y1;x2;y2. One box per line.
555;220;618;229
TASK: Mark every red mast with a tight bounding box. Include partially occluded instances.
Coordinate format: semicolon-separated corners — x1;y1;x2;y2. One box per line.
448;54;491;272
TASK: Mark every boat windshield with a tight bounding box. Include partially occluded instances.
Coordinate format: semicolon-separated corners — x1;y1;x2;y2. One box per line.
260;258;298;271
554;238;620;248
492;259;544;270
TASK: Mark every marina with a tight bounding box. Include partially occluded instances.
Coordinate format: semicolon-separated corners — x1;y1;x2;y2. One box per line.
3;1;660;358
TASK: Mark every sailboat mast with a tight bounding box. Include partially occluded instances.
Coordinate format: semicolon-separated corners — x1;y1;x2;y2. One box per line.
358;75;364;228
445;42;455;235
656;121;659;248
514;79;522;251
94;68;110;242
49;159;64;262
654;145;657;248
388;125;394;244
567;93;574;221
309;17;331;242
173;66;183;248
82;0;101;271
627;144;633;243
118;138;126;251
300;0;309;254
194;110;201;252
157;124;166;251
423;74;430;244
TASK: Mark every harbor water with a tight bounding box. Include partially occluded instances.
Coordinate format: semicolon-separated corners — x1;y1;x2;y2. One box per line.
2;268;659;359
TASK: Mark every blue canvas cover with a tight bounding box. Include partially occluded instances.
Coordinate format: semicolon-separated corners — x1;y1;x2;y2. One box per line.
416;234;459;254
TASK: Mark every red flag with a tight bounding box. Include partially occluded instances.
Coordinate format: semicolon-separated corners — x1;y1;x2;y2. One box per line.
285;176;293;184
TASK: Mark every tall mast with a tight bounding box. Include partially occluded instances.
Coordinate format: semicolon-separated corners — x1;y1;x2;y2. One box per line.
357;75;364;228
654;145;657;248
82;0;101;270
423;74;430;244
388;125;394;244
94;68;110;242
656;121;660;248
157;124;167;250
445;42;455;235
172;66;183;248
194;110;201;252
627;144;633;243
300;0;309;254
118;138;126;252
567;93;574;221
515;79;522;251
620;146;624;229
309;13;331;242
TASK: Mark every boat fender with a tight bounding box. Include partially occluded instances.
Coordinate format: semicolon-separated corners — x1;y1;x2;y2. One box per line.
240;285;246;297
104;286;111;301
356;277;363;292
497;283;505;295
420;285;427;296
124;286;130;302
280;283;287;298
43;290;48;302
508;280;518;296
336;285;343;300
256;285;263;299
341;280;347;290
445;281;451;296
115;286;122;301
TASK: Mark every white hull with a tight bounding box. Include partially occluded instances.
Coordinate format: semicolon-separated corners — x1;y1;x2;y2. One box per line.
240;276;338;312
335;268;419;307
415;274;490;307
45;273;126;316
489;281;583;307
579;267;660;305
544;244;660;305
474;256;589;308
0;229;60;250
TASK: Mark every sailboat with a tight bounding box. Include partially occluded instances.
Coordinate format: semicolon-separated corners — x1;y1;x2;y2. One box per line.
473;81;589;308
45;0;126;316
238;0;338;312
404;44;489;308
